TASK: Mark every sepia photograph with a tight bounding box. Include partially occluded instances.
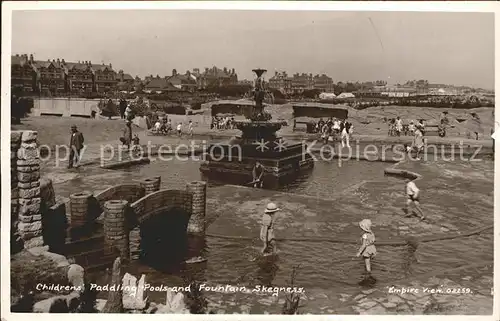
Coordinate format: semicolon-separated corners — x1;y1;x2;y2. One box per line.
2;2;498;318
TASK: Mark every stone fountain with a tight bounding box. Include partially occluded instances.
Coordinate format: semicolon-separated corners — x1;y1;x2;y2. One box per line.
200;69;314;188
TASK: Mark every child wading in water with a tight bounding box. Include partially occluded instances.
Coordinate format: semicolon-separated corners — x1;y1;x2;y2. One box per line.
404;178;425;220
356;219;377;276
260;203;280;255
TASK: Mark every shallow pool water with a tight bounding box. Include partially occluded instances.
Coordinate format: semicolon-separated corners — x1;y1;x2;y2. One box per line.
49;157;493;313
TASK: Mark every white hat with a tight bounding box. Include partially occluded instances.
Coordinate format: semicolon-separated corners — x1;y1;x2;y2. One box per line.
265;202;280;213
359;219;372;233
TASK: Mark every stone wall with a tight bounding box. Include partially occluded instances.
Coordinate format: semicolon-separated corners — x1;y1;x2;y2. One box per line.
12;130;44;249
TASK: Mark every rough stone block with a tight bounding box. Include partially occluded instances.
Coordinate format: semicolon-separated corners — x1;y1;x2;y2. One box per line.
19;214;42;223
17;165;41;173
21;231;43;242
21;130;38;143
11;131;22;143
17;171;41;183
17;146;39;160
19;187;41;199
17;158;41;167
18;198;41;215
18;220;42;233
67;264;85;292
18;180;41;189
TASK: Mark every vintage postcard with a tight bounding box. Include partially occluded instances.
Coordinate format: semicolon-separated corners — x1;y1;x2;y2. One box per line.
1;1;498;320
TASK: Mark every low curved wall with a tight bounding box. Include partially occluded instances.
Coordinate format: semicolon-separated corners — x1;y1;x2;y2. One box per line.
130;189;193;226
94;184;146;208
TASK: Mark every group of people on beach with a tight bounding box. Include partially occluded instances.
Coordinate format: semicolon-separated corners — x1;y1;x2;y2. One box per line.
211;116;235;130
314;117;354;148
149;115;194;137
388;117;426;137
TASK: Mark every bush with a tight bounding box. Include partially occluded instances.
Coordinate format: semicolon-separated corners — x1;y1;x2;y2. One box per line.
11;96;34;124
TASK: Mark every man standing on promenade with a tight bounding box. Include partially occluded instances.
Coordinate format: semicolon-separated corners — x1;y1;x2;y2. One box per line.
68;125;84;169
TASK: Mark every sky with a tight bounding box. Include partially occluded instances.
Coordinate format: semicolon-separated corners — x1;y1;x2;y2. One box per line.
11;10;495;89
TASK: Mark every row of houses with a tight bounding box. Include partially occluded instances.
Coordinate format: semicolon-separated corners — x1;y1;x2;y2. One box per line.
11;53;239;95
11;54;134;95
141;66;239;93
268;71;334;94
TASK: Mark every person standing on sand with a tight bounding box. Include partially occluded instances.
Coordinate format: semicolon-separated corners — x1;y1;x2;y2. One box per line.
68;125;84;169
356;219;377;275
412;125;425;160
188;120;194;137
177;122;183;137
404;178;425;220
260;203;280;255
395;116;403;136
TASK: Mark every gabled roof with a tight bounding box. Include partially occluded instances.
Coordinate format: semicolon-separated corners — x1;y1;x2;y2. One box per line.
167;73;197;84
145;78;185;92
33;60;59;69
64;62;91;71
12;55;29;66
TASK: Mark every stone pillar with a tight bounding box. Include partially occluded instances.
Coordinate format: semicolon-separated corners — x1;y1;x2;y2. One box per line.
104;200;130;260
139;176;161;194
11;131;22;252
129;229;140;260
131;177;160;260
69;191;93;229
17;130;43;249
186;181;206;234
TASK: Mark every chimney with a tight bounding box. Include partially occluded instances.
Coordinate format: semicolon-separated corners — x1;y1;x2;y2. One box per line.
57;58;60;64
15;54;19;57
52;59;56;63
61;58;65;64
172;69;177;76
109;63;112;69
186;70;191;77
205;67;209;73
223;67;227;73
232;68;235;75
89;60;92;65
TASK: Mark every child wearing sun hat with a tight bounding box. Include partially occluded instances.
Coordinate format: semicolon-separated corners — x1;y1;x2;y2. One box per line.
260;202;280;255
356;219;377;274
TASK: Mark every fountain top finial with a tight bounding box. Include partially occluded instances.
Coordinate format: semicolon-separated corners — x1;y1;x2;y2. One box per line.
252;69;267;78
